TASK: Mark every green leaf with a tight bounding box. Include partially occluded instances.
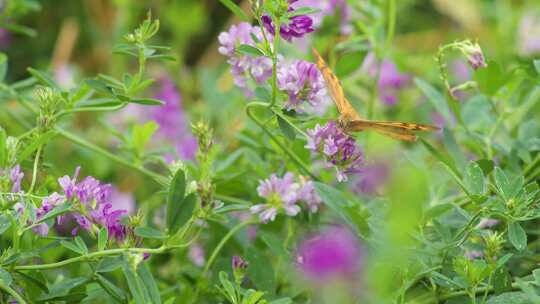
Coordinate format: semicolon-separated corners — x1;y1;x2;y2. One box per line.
0;53;7;82
246;247;275;294
464;161;485;195
170;193;197;234
86;79;113;95
277;116;296;140
534;60;540;75
0;267;12;286
508;222;527;251
122;262;150;304
27;67;58;89
474;61;506;96
130;98;165;105
97;256;124;273
134;227;167;239
137;263;161;304
335;51;366;78
0;214;11;235
414;77;452;123
486;292;532;304
254;87;271;103
0;127;6;167
494;167;511;200
236;44;265;57
424;203;454;222
133;121;159;155
493;267;513;295
60;239;86;255
286;7;321;18
219;271;237;302
96;273;127;302
38;277;90;300
167;169;186;234
17;130;56;163
74;236;88;255
219;0;249;21
98;227;108;251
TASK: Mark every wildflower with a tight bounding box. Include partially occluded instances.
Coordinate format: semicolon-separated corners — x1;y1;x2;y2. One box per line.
296;226;362;281
152;77;198;161
277;60;329;112
251;172;301;223
362;53;411;106
518;14;540;56
232;255;249;283
457;40;487;70
9;165;24;193
261;1;314;42
305;122;363;182
297;177;322;213
292;0;352;35
218;22;272;93
476;218;499;229
189;243;205;266
464;250;484;260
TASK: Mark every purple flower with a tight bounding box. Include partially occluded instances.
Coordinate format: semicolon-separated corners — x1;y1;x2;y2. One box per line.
9;165;24;193
251;172;301;223
292;0;352;35
352;163;389;195
261;7;314;42
297;177;322;213
232;255;249;271
464;250;484;260
362;53;411;106
305;122;363;182
152;77;198;161
477;218;499;229
189;243;205;267
518;14;540;56
0;28;11;49
296;226;362;281
58;166;81;200
218;23;273;94
459;41;487;70
277;60;329;113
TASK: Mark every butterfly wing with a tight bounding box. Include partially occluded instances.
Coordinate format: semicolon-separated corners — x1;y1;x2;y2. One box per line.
347;120;439;142
312;48;360;121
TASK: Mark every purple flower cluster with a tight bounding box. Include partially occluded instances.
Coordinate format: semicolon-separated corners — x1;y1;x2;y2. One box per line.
57;167;129;240
305;122;363;182
261;1;314;42
250;172;321;223
296;225;362;281
362;53;411;106
152;77;198;161
218;22;273;94
277;60;329;113
352;163;389;195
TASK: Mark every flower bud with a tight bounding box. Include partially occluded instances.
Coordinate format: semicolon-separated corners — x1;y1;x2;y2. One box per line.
232;255;249;284
459;40;487;70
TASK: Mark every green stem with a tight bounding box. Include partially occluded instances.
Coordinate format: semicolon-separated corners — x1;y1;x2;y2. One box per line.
246;102;316;180
14;246;181;271
55;127;167;185
214;194;252;206
271;108;308;138
270;19;281;108
385;0;396;48
0;282;28;304
439;282;519;301
201;220;257;277
28;145;42;194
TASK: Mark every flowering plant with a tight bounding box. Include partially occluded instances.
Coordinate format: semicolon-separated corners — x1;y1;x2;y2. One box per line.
1;0;540;303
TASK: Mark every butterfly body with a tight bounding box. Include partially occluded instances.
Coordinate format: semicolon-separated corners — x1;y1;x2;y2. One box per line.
312;48;439;142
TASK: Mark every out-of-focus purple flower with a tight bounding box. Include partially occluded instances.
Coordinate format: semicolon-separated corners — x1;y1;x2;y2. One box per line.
110;188;136;215
218;22;273;94
297;177;322;213
152;77;198;161
292;0;352;35
518;14;540;56
251;172;301;223
464;250;484;260
277;60;329;113
352;163;389;195
232;255;249;271
362;53;411;106
296;226;362;281
189;243;205;267
305;122;363;182
261;6;314;42
477;218;499;229
9;165;24;193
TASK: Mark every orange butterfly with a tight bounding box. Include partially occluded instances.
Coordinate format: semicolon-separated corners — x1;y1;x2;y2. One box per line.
312;48;439;141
